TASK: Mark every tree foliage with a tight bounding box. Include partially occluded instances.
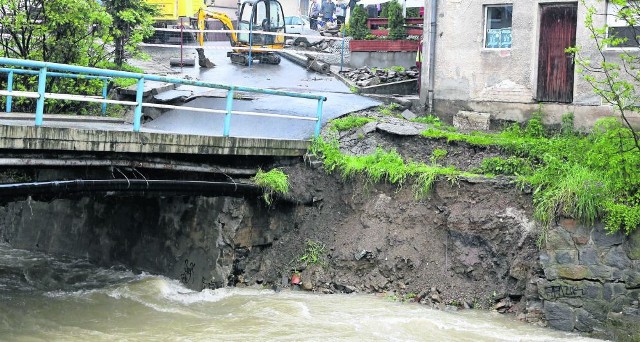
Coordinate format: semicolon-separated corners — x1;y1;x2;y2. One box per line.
101;0;157;67
0;0;156;113
568;0;640;152
386;0;405;40
0;0;111;65
347;5;370;40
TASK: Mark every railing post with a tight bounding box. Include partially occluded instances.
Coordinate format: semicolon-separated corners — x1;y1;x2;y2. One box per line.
35;66;47;126
133;78;144;132
314;98;324;137
224;87;234;137
340;27;345;72
101;79;108;115
6;70;13;113
248;13;254;68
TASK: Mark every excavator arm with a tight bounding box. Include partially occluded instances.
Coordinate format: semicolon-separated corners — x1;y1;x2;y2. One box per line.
196;8;238;46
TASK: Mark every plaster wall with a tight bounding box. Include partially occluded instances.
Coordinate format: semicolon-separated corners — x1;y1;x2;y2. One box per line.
349;51;418;69
419;0;640;127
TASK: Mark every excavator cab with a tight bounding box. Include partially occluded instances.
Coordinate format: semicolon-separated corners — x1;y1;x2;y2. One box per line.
237;0;286;47
196;0;286;65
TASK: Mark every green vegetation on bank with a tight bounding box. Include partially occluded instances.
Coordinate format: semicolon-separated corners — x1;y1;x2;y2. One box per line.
330;116;375;131
310;137;466;200
252;168;290;205
311;113;640;237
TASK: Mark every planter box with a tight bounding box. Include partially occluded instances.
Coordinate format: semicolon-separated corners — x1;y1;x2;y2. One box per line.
371;29;424;37
349;39;419;52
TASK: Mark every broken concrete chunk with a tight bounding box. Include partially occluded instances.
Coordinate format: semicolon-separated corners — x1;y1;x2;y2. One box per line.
401;109;417;120
453;111;491;131
356;121;378;136
377;123;421;136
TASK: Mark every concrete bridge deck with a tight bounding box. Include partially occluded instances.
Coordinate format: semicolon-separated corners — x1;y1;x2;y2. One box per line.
0;113;309;157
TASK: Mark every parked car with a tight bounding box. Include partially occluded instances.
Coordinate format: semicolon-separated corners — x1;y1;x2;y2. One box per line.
285;15;310;34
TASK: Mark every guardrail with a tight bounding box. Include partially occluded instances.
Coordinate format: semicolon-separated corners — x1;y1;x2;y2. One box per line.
0;58;327;138
0;68;111;115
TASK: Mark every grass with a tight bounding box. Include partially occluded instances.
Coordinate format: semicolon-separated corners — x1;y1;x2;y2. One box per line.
298;239;327;267
252;168;290;205
378;103;402;117
330;116;375;131
312;113;640;239
310;137;465;200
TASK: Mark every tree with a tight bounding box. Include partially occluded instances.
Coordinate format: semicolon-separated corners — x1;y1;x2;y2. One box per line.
0;0;112;113
569;0;640;153
570;0;640;235
0;0;111;65
101;0;157;67
386;0;405;40
347;5;370;40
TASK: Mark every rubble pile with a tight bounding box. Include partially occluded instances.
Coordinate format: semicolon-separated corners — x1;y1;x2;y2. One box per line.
339;66;419;87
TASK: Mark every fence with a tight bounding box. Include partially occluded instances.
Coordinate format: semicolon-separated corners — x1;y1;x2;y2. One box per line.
0;57;327;138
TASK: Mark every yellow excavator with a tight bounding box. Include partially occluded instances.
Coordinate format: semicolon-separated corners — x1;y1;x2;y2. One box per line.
145;0;286;65
197;0;286;65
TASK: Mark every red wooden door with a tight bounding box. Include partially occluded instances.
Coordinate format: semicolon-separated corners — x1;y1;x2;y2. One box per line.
537;4;577;103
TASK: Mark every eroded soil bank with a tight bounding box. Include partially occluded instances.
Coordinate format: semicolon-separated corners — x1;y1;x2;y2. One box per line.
1;120;639;341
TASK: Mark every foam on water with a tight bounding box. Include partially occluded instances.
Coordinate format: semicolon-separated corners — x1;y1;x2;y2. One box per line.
0;243;607;342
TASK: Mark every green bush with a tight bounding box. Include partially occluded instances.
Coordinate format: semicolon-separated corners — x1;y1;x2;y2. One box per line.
478;157;532;176
387;0;406;40
347;5;370;40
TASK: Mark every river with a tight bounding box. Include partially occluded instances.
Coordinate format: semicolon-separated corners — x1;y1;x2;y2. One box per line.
0;243;602;341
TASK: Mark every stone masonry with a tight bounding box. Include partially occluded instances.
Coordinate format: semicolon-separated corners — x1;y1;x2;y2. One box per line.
530;219;640;341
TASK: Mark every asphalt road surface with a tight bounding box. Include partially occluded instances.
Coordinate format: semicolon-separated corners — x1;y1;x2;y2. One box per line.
139;42;380;140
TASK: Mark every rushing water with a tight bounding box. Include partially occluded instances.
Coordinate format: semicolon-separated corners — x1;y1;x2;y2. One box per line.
0;243;603;342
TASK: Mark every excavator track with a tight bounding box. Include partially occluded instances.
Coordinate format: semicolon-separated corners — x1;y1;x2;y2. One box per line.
260;54;281;65
229;53;249;66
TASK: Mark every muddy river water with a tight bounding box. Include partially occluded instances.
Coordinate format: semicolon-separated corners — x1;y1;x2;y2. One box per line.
0;243;603;341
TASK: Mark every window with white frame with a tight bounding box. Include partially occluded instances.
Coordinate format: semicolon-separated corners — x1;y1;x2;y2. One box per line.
485;5;513;48
606;0;640;47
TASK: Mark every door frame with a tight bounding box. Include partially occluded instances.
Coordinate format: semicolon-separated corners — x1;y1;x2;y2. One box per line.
536;2;578;103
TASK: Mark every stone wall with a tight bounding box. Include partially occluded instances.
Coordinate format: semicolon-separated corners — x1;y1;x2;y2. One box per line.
531;219;640;341
0;195;294;291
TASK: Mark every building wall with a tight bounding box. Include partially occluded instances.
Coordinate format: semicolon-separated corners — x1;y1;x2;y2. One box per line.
420;0;640;128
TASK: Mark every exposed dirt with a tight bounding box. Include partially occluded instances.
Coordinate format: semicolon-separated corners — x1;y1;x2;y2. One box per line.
236;114;542;314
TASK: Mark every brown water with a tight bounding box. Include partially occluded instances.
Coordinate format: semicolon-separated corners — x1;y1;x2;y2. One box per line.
0;243;603;341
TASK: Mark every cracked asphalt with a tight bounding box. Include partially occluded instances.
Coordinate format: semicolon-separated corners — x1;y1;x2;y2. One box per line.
136;41;381;140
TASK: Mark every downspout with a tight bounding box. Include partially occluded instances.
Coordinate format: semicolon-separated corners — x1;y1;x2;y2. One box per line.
427;0;438;113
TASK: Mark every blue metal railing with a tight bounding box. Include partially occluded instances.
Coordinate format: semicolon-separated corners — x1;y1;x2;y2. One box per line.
0;67;111;115
0;57;327;138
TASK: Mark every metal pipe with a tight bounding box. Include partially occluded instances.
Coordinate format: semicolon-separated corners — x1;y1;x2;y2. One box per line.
248;10;254;68
6;70;13;113
35;67;47;126
101;79;108;115
0;179;264;198
224;88;234;137
314;98;324;137
0;68;110;81
427;0;438;113
340;25;345;72
0;158;258;175
134;78;145;132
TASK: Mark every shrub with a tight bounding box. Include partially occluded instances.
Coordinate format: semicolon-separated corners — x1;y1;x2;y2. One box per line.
347;5;370;40
387;0;406;40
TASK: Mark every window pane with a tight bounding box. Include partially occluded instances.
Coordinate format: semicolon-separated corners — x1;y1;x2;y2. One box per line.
608;26;640;47
606;1;640;47
485;5;513;48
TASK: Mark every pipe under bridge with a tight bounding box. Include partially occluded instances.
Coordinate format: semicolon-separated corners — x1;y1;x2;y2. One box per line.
0;58;327;198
